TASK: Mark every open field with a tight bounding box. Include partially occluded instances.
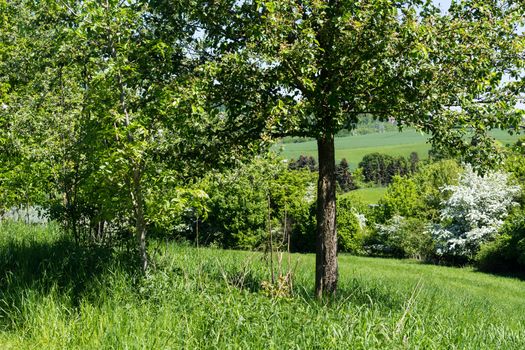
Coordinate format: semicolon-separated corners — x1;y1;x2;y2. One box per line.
274;129;521;169
343;187;388;204
1;222;524;349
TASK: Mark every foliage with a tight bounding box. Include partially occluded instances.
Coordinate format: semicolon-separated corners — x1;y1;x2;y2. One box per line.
359;153;415;186
409;152;420;173
431;166;521;260
336;158;358;192
475;208;525;273
366;216;433;260
336;196;367;254
504;138;525;202
287;155;317;172
203;0;525;160
374;159;462;224
199;0;525;295
412;159;463;220
0;0;265;269
376;176;422;223
200;156;316;250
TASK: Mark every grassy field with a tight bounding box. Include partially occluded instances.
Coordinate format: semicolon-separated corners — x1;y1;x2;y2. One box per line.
1;222;525;349
343;187;388;204
275;129;521;169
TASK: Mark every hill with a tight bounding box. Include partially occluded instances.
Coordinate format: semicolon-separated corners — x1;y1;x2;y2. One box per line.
274;129;520;169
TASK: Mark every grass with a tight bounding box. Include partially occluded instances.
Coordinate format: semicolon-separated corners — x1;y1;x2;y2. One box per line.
1;221;525;349
274;129;521;169
343;187;388;204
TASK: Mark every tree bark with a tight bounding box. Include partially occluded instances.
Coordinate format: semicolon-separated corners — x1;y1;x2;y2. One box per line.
315;134;338;298
132;167;148;273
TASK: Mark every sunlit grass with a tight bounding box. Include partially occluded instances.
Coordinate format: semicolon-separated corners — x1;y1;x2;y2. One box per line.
1;222;524;349
342;187;388;204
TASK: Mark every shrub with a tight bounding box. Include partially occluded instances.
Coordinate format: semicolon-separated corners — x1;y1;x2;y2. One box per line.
376;176;422;223
476;209;525;273
431;165;520;260
413;159;462;220
365;216;433;260
337;197;367;254
201;156;317;250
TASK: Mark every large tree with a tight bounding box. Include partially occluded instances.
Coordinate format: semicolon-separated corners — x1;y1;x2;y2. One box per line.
0;0;267;271
1;0;210;270
199;0;525;297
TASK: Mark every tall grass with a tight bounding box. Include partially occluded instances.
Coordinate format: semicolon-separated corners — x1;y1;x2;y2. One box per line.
1;221;524;349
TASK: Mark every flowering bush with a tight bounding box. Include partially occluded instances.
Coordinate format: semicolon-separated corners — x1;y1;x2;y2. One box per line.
431;165;520;259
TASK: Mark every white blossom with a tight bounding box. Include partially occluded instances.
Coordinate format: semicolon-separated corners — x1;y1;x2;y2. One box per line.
431;165;520;258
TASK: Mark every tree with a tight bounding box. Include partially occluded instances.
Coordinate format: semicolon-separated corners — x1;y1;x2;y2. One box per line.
1;0;234;271
431;165;521;260
288;155;317;171
201;0;525;296
335;158;357;192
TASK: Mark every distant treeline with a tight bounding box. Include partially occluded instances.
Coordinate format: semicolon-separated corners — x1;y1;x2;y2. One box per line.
280;117;398;144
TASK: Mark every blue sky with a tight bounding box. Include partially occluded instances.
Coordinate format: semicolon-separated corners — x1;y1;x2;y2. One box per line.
434;0;452;12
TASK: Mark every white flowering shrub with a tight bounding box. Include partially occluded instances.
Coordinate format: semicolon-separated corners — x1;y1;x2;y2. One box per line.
431;165;521;259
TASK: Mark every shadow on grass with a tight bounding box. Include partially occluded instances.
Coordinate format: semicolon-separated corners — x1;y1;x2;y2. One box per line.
413;258;525;281
0;235;139;330
473;268;525;281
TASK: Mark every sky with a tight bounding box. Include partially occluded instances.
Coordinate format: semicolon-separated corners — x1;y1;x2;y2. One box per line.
434;0;452;13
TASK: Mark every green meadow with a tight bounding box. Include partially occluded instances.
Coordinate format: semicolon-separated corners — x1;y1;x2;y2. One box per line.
342;187;388;204
1;222;524;349
275;129;520;169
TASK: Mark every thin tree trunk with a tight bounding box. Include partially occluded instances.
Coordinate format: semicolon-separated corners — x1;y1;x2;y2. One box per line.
268;195;275;284
132;167;148;273
315;134;338;298
196;212;199;249
104;0;147;271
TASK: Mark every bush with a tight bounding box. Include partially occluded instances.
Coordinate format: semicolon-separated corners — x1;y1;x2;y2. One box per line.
365;216;433;260
200;156;317;250
431;165;520;260
337;197;367;254
413;159;462;220
376;176;422;223
476;209;525;273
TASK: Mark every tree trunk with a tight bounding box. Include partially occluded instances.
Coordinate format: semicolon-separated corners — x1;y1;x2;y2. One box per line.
132;167;148;273
315;134;338;298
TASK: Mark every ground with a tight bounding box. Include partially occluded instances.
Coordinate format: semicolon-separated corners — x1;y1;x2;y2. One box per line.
1;222;524;349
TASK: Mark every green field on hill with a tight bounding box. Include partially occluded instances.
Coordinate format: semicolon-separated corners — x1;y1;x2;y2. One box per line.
274;129;521;169
1;222;524;349
342;187;388;204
